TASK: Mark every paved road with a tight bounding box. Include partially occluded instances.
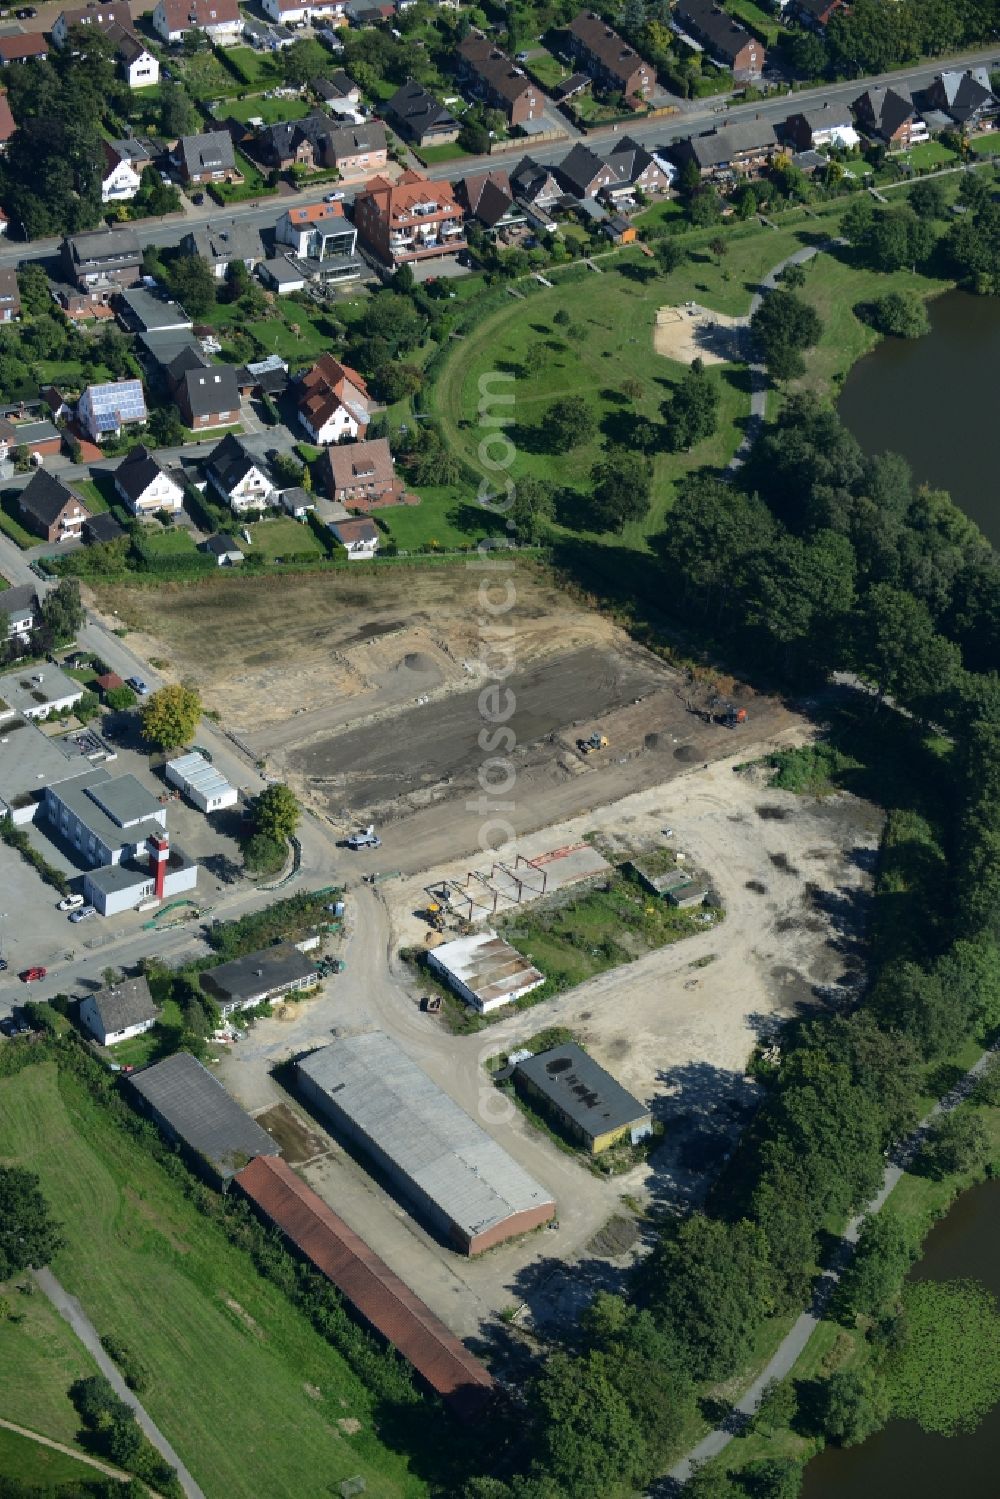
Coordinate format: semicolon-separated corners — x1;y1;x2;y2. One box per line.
661;1041;1000;1490
33;1266;206;1499
0;43;997;270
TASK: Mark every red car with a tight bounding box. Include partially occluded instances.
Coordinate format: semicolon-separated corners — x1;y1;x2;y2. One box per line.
19;966;47;983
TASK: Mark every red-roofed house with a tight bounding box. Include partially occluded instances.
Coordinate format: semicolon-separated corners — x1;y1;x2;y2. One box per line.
0;33;48;63
296;354;372;444
353;169;466;266
0;91;16;152
152;0;242;44
329;516;379;559
322;437;401;508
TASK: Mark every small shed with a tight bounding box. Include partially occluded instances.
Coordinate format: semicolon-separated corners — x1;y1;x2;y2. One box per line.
514;1041;652;1154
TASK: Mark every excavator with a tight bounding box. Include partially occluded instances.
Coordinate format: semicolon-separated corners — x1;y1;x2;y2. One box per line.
578;732;609;755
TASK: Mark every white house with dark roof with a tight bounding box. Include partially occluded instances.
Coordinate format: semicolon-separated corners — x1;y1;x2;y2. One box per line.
205;433;275;512
114;444;185;515
78;378;147;443
80;975;161;1046
0;583;37;642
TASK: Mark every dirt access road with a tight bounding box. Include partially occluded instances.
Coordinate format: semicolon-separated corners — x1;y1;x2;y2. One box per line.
217;748;881;1348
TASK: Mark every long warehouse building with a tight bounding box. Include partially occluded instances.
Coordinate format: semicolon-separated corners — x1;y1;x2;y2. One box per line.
234;1155;494;1417
297;1032;556;1254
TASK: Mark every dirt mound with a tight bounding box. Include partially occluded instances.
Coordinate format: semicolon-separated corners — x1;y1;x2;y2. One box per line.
401;651;435;673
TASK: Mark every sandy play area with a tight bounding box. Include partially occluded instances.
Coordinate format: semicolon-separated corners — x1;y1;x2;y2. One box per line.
654;301;746;365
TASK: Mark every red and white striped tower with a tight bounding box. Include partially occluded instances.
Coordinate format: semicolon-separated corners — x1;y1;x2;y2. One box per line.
148;832;169;900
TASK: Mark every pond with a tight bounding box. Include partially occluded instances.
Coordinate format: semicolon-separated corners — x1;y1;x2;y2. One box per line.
800;1178;1000;1499
837;289;1000;547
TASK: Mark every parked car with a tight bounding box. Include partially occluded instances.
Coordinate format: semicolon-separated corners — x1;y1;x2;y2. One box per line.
515;50;529;60
16;6;37;16
69;906;97;923
324;190;345;202
58;893;85;911
126;676;149;695
20;967;47;982
192;192;205;204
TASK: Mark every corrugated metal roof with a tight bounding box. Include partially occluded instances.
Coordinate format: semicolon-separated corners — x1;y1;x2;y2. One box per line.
298;1033;554;1240
129;1051;278;1181
167;750;235;804
235;1156;493;1416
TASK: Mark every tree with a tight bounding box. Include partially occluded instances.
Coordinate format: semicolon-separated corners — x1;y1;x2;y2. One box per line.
506;475;555;542
135;165;180;218
865;289;930;339
589;447;651;533
662;358;720;451
752;1377;798;1435
165;254;216;320
532;1351;649;1499
689;185;723;227
282;37;320;86
40;579;84;642
0;1166;63;1279
917;1110;989;1179
751;289;822;383
887;1279;1000;1436
809;1367;889;1447
655;238;686;273
17;262;53;317
140;683;202;750
105;685;137;712
374;361;423;404
853;584;961;707
780;261;807;289
271;451;306;489
146;405;185;448
251;783;300;842
861;207;934;273
644;1215;774;1381
242;832;287;877
740;1458;804;1499
834;1208;914;1322
159;79;199;138
546;396;591;453
909;177;947;220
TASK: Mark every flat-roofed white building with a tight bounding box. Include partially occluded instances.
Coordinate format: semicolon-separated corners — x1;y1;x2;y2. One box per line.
427;930;545;1014
166;751;237;812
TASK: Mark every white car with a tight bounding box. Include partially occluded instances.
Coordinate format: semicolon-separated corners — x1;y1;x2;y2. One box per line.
325;190;345;202
58;893;85;911
69;905;98;923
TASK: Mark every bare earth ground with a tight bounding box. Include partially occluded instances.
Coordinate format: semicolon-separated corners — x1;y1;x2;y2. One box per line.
89;569;796;858
654;303;747;365
216;754;882;1348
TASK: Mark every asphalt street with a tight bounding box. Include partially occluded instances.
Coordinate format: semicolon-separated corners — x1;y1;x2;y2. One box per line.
0;43;997;271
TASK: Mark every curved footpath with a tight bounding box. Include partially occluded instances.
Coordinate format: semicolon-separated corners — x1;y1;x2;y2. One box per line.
659;1041;999;1491
729;239;846;471
33;1267;206;1499
0;1415;165;1492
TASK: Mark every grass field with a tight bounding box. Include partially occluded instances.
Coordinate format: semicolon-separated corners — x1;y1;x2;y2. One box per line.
0;1428;109;1488
246;515;324;559
497;873;713;990
0;1061;431;1499
524;48;572;90
972;130;1000;155
379;486;500;551
139;529;201;558
0;492;37;549
723;0;781;42
73;478;112;515
427;247;775;549
174;48;243;101
900;139;960;169
212;295;341;365
221;94;310;126
0;1278;100;1446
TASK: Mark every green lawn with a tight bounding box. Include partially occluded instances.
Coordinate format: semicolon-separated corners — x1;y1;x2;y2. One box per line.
379;486;502;552
0;1428;110;1488
245;515;324;559
0;1061;431;1499
724;0;781;42
212;295;341;365
524;49;572;90
497;871;714;991
138;529;201;558
173;48;243;101
73;478;111;515
900;139;960;169
108;997;184;1068
427;249;765;550
221;94;310;126
0;491;36;549
0;1279;101;1447
414;141;477;165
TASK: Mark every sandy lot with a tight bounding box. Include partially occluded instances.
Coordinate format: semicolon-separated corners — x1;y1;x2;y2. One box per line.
216;749;882;1345
654;302;747;365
